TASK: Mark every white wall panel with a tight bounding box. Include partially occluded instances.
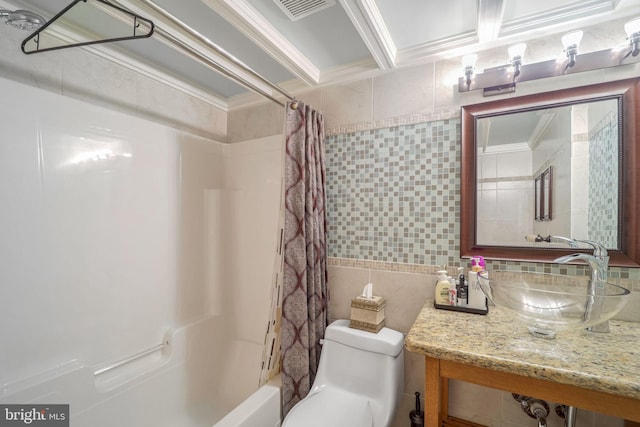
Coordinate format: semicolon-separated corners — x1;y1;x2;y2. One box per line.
223;135;282;345
0;76;223;388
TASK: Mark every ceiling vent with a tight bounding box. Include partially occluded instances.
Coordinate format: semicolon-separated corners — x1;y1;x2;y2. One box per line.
273;0;336;21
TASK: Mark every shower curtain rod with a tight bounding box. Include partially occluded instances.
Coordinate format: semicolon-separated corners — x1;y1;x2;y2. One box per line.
110;0;297;109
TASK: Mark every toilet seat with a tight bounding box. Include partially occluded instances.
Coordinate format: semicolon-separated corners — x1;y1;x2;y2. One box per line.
283;387;374;427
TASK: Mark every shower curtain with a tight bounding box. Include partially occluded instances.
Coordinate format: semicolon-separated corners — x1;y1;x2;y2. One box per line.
281;101;328;416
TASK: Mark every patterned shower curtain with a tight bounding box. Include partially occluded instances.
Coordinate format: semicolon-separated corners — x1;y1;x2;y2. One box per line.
281;101;328;416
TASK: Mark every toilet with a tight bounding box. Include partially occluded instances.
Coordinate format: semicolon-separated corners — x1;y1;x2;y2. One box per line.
282;319;404;427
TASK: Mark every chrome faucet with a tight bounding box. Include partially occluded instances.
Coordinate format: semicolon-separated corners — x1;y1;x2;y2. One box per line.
545;236;609;332
527;235;610;333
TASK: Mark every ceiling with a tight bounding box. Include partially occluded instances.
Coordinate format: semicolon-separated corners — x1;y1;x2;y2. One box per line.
3;0;640;110
479;107;570;152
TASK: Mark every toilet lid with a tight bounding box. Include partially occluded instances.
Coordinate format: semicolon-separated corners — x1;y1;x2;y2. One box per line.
283;388;374;427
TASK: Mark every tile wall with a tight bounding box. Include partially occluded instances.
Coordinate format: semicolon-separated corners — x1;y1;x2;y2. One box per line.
326;119;460;266
588;112;619;246
475;148;533;246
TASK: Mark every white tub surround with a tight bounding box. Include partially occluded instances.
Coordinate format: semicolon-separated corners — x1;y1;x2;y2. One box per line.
0;75;283;426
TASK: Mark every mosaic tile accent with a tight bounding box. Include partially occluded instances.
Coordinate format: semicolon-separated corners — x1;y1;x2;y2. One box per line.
588;112;618;247
325;119;461;267
325;115;640;292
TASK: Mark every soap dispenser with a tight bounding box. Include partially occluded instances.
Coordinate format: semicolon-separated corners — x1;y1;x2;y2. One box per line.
434;270;451;305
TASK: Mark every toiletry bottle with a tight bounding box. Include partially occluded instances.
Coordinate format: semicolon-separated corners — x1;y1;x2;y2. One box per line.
468;257;487;310
434;270;451;305
448;275;457;306
457;267;467;307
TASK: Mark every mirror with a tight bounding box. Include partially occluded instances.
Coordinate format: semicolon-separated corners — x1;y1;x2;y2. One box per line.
475;98;619;248
461;78;640;267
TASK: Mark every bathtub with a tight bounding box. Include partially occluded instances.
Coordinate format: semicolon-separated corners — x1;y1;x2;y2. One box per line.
0;316;281;427
213;384;281;427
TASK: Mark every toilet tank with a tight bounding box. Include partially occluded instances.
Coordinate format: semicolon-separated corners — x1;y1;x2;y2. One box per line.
312;320;404;425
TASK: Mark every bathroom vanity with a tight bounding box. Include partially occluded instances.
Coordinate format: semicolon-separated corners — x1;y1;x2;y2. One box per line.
404;303;640;427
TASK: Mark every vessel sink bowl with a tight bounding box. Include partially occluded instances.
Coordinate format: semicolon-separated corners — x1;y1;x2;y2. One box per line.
477;271;630;338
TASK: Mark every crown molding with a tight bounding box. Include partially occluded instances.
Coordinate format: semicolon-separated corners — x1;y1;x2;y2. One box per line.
527;113;556;151
319;57;380;83
227;88;287;110
395;31;479;66
338;0;396;69
112;0;277;97
480;142;531;154
477;0;505;43
89;44;229;111
499;0;616;38
201;0;319;86
227;57;380;110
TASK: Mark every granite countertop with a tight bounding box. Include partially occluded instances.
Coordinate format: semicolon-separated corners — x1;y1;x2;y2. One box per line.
404;302;640;400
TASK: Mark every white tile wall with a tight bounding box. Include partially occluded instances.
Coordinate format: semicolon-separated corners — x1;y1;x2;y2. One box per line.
477;150;534;246
227;103;285;143
373;64;435;120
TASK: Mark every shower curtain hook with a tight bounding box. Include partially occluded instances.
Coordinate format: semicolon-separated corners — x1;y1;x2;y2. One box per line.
289;99;299;110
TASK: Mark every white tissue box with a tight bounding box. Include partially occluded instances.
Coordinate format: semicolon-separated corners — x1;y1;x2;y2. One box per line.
349;296;386;333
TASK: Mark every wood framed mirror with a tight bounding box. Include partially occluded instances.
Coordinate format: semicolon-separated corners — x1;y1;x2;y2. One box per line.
460;78;640;267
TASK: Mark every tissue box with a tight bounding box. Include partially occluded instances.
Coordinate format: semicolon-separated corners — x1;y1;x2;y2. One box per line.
349;296;386;333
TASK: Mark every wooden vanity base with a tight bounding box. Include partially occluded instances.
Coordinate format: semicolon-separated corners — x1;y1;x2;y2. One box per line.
425;356;640;426
443;416;487;427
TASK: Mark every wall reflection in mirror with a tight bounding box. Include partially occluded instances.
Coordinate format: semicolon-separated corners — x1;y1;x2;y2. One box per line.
475;98;620;249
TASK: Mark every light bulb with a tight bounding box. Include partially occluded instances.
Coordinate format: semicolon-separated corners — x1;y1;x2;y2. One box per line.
461;54;478;88
508;43;527;60
508;43;526;78
624;17;640;37
625;17;640;58
561;30;583;49
461;53;478;69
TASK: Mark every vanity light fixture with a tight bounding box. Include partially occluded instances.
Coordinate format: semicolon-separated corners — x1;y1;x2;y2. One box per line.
561;30;583;68
458;19;640;96
461;53;478;88
625;17;640;57
508;42;526;78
